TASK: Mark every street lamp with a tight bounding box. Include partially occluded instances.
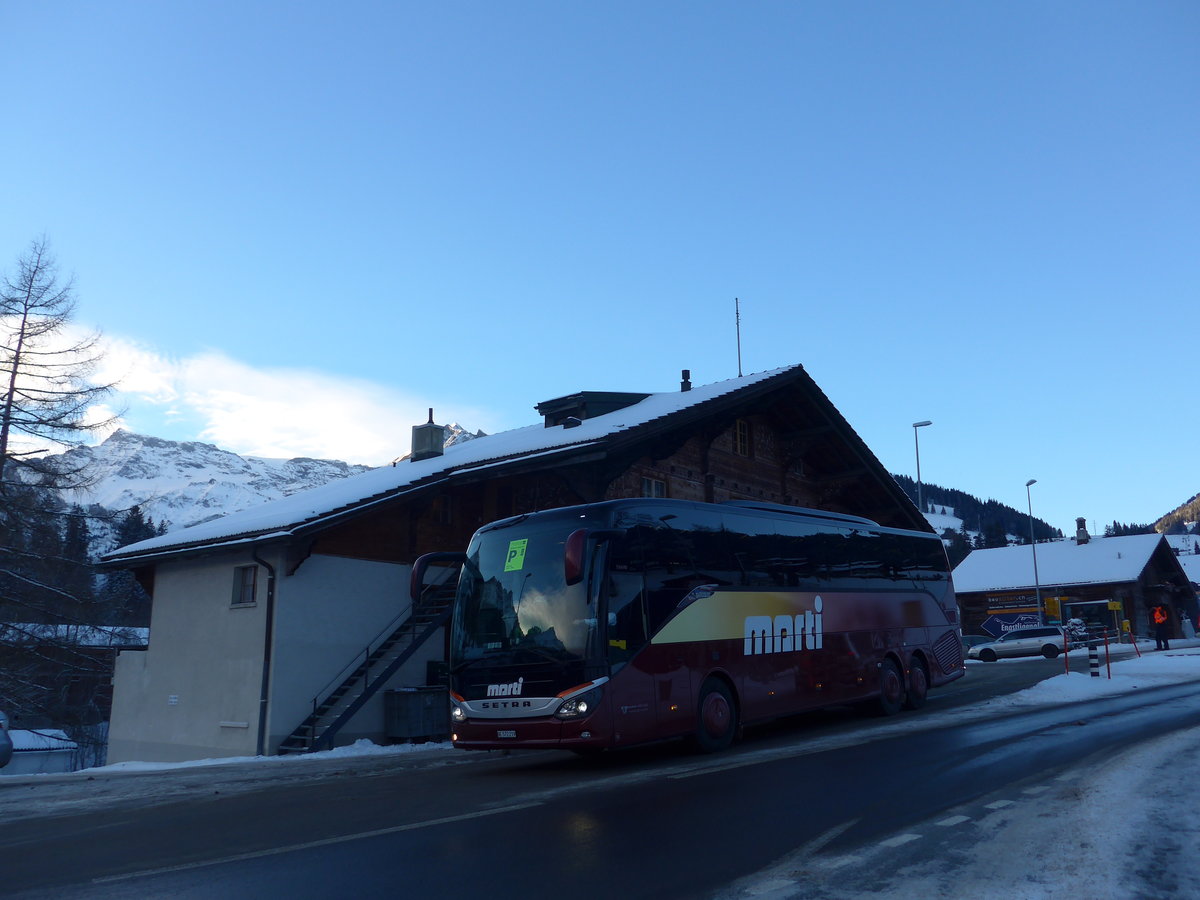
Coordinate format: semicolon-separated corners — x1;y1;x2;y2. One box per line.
912;421;932;515
1026;479;1044;624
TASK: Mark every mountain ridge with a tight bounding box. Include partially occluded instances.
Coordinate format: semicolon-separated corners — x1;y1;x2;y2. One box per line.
49;426;482;552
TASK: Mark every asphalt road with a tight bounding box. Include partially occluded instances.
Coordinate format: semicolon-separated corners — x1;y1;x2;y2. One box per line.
3;655;1193;899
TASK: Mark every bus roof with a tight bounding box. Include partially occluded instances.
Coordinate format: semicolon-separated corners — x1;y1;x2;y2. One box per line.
476;498;938;540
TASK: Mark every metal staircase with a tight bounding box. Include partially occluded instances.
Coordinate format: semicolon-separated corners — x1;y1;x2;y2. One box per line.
277;581;456;754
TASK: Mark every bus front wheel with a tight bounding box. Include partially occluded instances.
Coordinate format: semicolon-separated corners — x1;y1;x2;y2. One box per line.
695;678;737;753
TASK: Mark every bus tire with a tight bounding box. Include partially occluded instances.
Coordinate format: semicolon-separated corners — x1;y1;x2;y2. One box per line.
902;658;928;711
874;659;904;717
694;677;737;753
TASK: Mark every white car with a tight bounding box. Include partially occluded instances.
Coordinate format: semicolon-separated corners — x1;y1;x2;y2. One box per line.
967;626;1069;661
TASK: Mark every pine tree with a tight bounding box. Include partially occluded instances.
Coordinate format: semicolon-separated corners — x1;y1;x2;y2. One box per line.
97;506;157;626
983;520;1008;549
941;527;971;568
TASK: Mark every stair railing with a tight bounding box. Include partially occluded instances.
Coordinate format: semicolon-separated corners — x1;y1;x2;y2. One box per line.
307;562;461;721
309;591;456;751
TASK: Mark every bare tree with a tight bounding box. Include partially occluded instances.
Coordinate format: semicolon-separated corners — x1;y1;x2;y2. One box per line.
0;238;124;758
0;237;116;495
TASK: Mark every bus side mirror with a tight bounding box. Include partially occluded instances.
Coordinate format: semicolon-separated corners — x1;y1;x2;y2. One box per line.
564;529;625;586
411;551;467;603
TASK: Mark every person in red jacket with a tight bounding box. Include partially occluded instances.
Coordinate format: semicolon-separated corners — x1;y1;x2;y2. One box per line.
1151;604;1171;651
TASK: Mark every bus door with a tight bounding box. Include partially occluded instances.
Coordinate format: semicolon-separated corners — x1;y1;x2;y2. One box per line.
602;566;659;745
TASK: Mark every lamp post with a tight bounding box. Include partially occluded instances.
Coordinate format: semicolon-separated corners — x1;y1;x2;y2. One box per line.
912;421;932;515
1026;479;1044;624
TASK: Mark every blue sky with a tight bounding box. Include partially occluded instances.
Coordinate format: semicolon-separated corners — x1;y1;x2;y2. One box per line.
2;2;1196;535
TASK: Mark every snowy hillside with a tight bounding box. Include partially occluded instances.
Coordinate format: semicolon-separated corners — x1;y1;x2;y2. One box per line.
924;508;963;535
1167;533;1200;583
49;425;482;546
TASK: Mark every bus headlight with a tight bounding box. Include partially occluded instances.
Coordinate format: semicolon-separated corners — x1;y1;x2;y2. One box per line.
451;701;467;723
555;686;602;720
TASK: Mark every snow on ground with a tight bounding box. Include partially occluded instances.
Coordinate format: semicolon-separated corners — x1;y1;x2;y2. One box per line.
723;640;1200;900
90;735;445;774
855;723;1200;900
972;638;1200;707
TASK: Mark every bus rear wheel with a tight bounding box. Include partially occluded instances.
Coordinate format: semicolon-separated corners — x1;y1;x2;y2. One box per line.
694;678;737;753
902;659;928;710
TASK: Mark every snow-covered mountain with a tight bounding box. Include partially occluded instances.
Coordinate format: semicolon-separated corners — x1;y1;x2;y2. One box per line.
51;425;483;544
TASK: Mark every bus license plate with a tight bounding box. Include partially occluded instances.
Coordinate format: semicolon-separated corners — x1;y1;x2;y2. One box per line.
497;729;516;739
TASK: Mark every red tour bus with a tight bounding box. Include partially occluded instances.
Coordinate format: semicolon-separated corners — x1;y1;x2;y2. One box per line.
415;498;964;753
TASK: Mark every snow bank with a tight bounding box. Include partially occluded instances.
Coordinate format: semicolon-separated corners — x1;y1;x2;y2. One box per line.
87;738;450;774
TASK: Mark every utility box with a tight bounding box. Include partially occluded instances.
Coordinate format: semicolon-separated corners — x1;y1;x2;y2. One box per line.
425;660;449;686
384;687;450;742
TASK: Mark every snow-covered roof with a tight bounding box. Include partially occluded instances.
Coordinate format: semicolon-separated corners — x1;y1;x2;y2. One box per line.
953;534;1167;593
104;365;806;563
10;729;77;752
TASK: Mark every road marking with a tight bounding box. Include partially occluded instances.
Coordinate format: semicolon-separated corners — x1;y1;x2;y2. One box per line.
826;855;862;869
984;800;1013;809
935;815;970;826
799;818;861;855
91;802;543;884
879;833;921;848
1022;785;1051;795
668;755;780;779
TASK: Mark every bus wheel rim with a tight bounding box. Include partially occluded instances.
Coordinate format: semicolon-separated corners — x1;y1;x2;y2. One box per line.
884;669;902;704
702;692;730;735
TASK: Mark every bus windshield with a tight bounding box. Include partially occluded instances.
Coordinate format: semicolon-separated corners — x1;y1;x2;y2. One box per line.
452;521;597;667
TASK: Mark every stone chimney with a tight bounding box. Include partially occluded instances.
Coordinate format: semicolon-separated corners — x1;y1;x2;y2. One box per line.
1075;517;1090;545
410;408;444;462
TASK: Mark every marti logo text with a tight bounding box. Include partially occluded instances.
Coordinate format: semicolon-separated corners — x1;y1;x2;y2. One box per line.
486;677;525;697
744;596;824;655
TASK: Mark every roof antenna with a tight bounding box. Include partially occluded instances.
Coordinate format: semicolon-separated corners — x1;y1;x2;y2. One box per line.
735;297;743;377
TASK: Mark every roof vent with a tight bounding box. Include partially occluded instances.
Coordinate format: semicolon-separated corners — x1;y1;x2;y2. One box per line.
681;369;691;392
534;391;651;428
562;416;582;429
1075;517;1090;545
411;408;444;462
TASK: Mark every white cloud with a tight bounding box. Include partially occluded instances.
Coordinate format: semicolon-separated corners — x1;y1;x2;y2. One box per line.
92;334;494;465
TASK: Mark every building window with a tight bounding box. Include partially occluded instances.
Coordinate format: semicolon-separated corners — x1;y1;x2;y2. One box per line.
434;496;453;526
734;419;753;457
642;477;667;498
232;565;257;607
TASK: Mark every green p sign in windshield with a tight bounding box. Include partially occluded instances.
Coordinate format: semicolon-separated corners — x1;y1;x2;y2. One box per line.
504;538;528;572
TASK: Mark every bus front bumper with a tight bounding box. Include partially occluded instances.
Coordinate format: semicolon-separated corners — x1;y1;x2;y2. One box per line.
451;715;609;751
